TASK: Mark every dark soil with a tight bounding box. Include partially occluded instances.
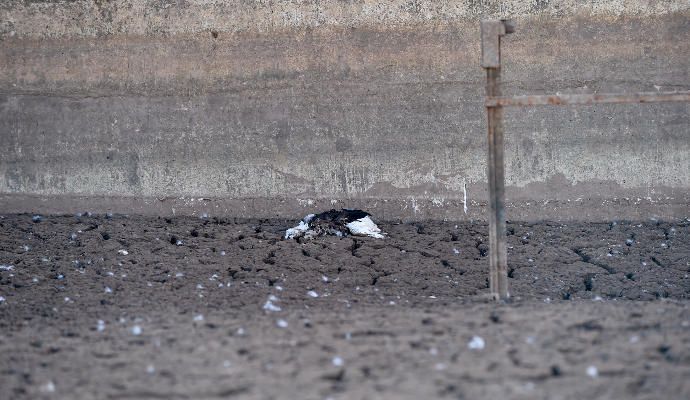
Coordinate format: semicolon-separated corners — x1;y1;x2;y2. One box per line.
1;213;689;399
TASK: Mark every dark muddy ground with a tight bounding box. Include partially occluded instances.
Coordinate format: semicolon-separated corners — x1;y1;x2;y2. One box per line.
0;213;689;399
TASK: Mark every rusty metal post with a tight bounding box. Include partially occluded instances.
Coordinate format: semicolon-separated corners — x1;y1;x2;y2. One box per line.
481;20;514;301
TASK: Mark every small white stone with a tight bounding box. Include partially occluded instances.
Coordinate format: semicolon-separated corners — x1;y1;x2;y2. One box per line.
146;365;155;374
118;249;128;255
453;248;460;254
468;336;485;350
434;363;447;371
41;381;56;393
0;296;6;303
193;314;204;322
332;356;344;367
104;287;112;293
586;365;598;378
175;272;184;278
220;251;226;256
307;290;319;298
322;275;329;282
223;360;232;368
263;299;281;312
131;325;142;335
629;335;639;343
97;320;106;332
276;319;288;328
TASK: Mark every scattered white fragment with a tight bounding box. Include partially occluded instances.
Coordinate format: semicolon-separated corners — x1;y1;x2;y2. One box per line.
629;335;639;343
346;216;385;238
118;249;129;255
388;301;396;305
453;248;460;254
332;356;344;367
41;381;56;393
429;295;437;299
322;275;329;283
97;320;106;332
285;215;314;239
64;297;71;303
0;296;5;303
146;364;156;374
210;274;219;281
593;296;603;301
429;347;438;356
176;240;183;246
236;327;246;336
220;251;226;256
586;365;598;378
22;245;30;252
434;363;447;371
131;325;143;335
275;285;283;291
223;360;232;368
105;287;113;294
276;319;288;328
193;314;204;322
263;298;282;312
175;272;184;278
468;336;485;350
196;284;204;290
0;265;14;271
307;290;319;298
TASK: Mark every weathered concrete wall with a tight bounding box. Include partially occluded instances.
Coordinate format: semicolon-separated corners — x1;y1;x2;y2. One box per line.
1;1;688;220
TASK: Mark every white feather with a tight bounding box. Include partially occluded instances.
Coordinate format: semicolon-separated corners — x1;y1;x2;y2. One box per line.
346;216;385;238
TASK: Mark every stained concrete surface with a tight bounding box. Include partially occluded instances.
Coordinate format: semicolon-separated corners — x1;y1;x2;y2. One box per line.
0;1;689;219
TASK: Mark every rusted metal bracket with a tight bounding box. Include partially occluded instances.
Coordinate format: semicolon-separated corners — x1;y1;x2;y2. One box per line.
480;20;690;301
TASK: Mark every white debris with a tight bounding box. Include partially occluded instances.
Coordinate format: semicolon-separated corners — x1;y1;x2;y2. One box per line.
629;335;639;343
322;275;329;282
307;290;319;298
131;325;143;335
146;365;156;374
332;356;344;367
434;363;447;371
220;251;226;256
223;360;232;368
118;249;129;255
97;320;106;332
468;336;485;350
193;314;204;322
346;216;385;239
284;214;315;239
276;319;288;328
41;381;56;393
0;265;14;271
22;245;30;252
263;296;282;312
175;272;184;278
104;287;112;294
586;365;598;378
453;248;460;254
0;296;6;303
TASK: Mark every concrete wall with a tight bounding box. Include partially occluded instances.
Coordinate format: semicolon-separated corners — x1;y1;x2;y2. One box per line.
1;1;688;220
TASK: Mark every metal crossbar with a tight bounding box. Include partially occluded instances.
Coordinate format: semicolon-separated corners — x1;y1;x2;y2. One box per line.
480;20;690;301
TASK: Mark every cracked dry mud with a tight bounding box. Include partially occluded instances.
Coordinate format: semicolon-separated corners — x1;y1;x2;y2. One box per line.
0;214;689;399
